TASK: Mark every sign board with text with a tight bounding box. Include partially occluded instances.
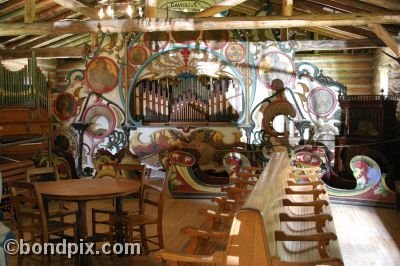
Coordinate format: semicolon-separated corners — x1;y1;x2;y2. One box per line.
158;0;219;13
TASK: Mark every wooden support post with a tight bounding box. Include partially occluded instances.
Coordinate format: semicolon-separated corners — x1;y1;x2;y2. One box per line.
280;0;293;41
369;23;400;57
24;0;35;23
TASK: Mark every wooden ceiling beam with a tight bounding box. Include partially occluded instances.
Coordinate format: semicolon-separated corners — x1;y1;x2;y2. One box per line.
0;0;53;22
16;35;63;49
360;0;400;11
289;38;384;51
24;0;35;23
272;1;376;39
51;0;99;19
0;0;28;17
303;26;366;39
194;0;248;17
0;46;87;59
330;0;394;13
0;13;398;35
305;0;360;13
281;0;293;41
369;23;400;57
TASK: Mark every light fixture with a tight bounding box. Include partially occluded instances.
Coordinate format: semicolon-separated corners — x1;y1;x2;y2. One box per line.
98;1;144;19
98;7;105;19
127;3;133;18
106;4;114;17
138;7;143;18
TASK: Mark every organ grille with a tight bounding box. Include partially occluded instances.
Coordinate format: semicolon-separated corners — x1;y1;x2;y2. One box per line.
132;76;242;124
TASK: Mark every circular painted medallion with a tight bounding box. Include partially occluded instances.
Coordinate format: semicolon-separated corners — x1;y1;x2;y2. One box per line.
257;51;295;89
128;45;149;66
85;56;119;94
53;93;77;120
202;30;229;51
143;32;169;52
172;31;201;44
307;87;337;117
224;42;245;62
350;155;381;188
83;103;116;139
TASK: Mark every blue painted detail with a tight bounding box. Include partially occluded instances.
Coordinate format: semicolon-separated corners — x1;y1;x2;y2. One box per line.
86;33;107;60
58;69;85;92
128;33;144;49
284;87;306;119
295;61;346;94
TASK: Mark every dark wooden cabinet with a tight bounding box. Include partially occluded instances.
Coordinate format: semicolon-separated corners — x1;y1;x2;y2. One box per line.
334;95;399;176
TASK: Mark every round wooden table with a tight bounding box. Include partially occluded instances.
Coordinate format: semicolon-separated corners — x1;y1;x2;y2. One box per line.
36;178;140;266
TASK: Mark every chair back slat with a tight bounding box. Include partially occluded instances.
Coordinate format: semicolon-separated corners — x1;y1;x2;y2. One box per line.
9;181;48;237
26;166;59;183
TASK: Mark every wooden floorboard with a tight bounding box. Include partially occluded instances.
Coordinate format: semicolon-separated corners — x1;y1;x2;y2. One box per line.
6;184;400;266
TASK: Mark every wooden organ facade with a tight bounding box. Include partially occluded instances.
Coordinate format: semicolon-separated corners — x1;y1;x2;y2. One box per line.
130;75;243;125
334;95;399;181
0;57;50;161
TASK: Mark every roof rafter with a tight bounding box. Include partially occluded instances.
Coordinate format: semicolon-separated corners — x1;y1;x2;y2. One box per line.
0;13;398;36
51;0;99;19
194;0;248;18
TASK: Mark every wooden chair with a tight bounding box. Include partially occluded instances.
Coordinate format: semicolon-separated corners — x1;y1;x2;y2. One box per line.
91;164;149;242
110;174;168;256
25;167;76;223
9;181;77;266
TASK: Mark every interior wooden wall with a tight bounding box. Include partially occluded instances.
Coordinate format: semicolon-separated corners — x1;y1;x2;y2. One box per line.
296;53;374;95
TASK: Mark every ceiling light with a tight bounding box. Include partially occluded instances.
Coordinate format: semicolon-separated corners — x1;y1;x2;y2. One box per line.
127;3;133;18
98;7;105;19
106;5;114;17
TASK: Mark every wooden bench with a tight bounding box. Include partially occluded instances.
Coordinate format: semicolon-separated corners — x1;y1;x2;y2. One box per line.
158;150;343;265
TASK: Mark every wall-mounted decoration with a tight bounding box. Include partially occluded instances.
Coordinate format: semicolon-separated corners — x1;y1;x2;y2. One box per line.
83;103;116;139
350;155;381;189
202;30;229;51
144;32;169;52
257;51;295;89
54;127;78;158
53;92;77;120
307;87;337;117
128;45;149;65
172;31;201;44
261;99;297;137
224;42;245;62
85;56;119;94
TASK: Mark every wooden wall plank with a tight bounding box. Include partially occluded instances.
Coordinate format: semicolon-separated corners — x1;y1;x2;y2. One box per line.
296;53;375;95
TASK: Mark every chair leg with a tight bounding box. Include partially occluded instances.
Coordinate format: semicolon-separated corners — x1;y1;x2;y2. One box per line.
17;254;23;266
91;209;96;240
139;225;149;254
157;222;164;250
42;237;48;266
